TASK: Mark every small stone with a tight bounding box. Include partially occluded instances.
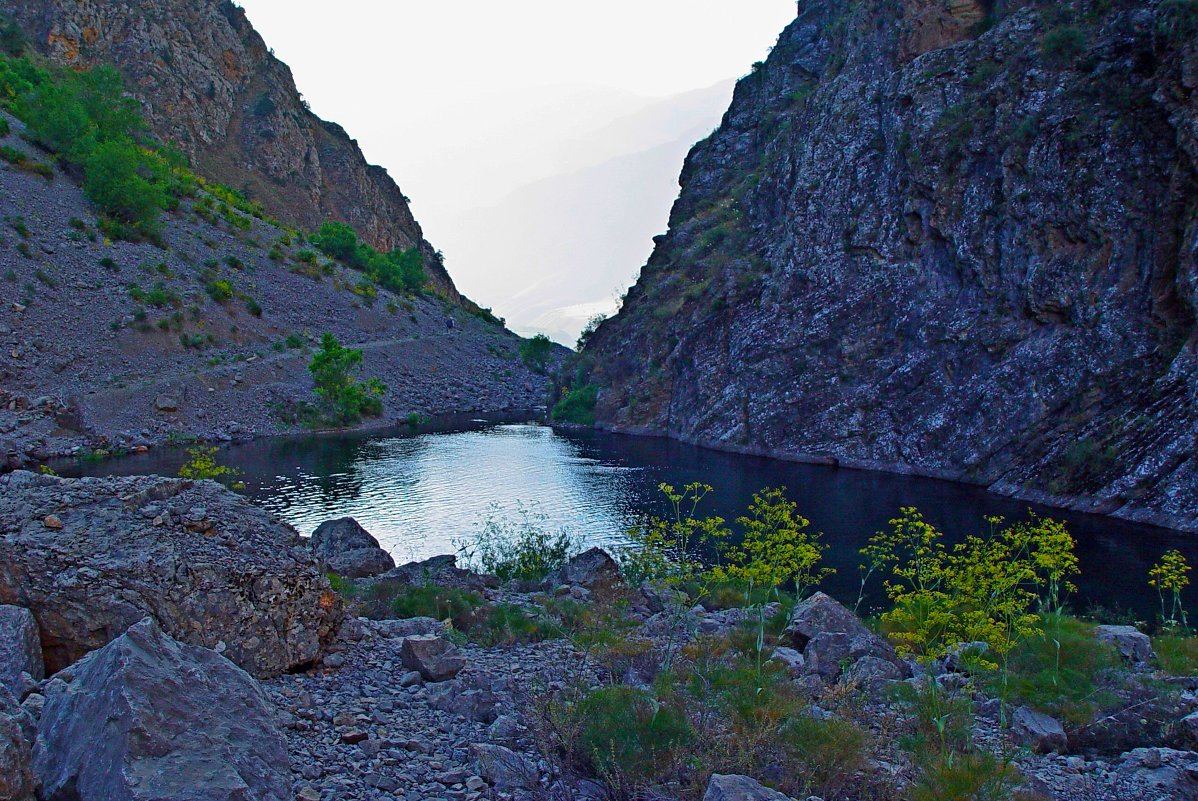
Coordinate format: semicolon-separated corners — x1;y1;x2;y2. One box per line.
42;515;63;530
340;729;368;744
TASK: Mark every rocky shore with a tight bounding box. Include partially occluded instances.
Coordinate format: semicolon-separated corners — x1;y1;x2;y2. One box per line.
3;471;1198;800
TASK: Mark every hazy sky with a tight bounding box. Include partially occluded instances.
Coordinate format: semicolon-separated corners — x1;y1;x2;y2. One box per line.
237;1;797;331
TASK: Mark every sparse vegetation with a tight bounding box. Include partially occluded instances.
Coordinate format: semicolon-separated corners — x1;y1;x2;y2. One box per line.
551;384;597;425
307;332;387;425
312;220;425;295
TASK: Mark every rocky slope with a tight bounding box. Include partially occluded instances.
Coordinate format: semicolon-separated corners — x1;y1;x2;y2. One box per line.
0;111;549;462
583;0;1198;532
5;0;459;298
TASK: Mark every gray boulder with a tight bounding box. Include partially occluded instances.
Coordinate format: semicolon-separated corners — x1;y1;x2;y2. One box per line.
310;517;395;578
34;617;290;801
542;547;622;595
0;606;42;697
702;773;793;801
1010;705;1067;754
0;685;35;801
0;472;343;678
1095;625;1153;666
400;634;466;682
470;743;539;790
785;592;902;681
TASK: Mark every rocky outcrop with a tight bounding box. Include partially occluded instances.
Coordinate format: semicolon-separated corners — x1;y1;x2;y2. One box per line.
0;471;343;678
5;0;458;298
0;606;42;698
584;0;1198;531
34;617;290;801
0;685;35;801
702;774;792;801
784;592;903;681
541;547;623;596
1011;705;1068;754
310;517;396;579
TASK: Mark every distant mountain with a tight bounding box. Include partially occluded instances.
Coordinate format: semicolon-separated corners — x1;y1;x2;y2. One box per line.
440;82;737;343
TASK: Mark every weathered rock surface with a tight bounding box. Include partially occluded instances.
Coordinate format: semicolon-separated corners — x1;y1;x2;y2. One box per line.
0;685;35;801
702;773;793;801
310;517;395;579
6;0;458;298
542;547;623;595
1096;624;1153;666
1011;705;1068;754
34;617;290;801
784;592;902;680
400;634;466;682
470;742;540;790
0;606;42;697
0;471;343;677
584;0;1198;532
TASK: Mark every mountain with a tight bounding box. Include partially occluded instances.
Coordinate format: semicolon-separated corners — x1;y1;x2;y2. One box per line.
5;0;458;297
582;0;1198;532
442;82;737;343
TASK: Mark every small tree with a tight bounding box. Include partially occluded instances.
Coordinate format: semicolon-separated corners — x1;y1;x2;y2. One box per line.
1150;549;1191;630
178;445;243;490
308;332;386;424
519;333;553;373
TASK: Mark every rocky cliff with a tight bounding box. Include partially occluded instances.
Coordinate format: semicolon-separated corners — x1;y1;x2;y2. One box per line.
584;0;1198;531
5;0;459;298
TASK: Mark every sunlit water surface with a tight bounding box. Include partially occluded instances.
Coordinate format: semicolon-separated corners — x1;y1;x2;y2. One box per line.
62;415;1197;617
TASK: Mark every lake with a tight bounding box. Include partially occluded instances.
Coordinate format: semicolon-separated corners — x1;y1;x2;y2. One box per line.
59;414;1197;619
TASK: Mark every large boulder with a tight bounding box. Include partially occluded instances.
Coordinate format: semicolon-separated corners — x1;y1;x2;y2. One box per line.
0;471;343;678
34;618;290;801
542;547;622;595
0;606;42;697
400;634;466;682
309;517;395;579
784;592;903;681
1095;625;1153;666
1010;706;1067;754
0;685;35;801
470;743;539;790
702;774;793;801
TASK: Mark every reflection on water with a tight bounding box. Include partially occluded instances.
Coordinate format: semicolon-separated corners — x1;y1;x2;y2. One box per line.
60;415;1198;617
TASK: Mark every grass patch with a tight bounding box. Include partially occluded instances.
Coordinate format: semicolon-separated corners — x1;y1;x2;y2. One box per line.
1155;634;1198;675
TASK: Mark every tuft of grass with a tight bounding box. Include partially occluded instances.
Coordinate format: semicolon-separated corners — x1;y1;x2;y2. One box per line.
1155;634;1198;675
989;613;1120;724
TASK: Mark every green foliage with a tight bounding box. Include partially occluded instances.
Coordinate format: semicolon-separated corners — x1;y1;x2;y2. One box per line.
576;313;606;352
205;279;234;303
177;445;243;489
1041;26;1085;66
519;333;553;373
568;686;694;786
82;139;167;236
311;220;425;294
616;482;729;587
551;384;598;425
387;584;483;630
861;509;1078;665
908;750;1023;801
712;487;833;597
1155;634;1198;675
0;14;28;56
456;503;577;582
1149;549;1191;629
993;613;1118;724
307;332;387;425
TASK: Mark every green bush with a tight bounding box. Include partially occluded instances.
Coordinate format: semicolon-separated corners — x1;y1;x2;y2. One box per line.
456;504;576;583
552;384;598;425
308;332;387;424
205;279;234;303
570;686;693;785
1041;26;1085;66
311;221;425;294
519;333;553;372
387;584;483;630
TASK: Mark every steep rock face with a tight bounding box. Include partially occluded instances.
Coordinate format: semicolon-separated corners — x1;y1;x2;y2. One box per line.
585;0;1198;531
6;0;458;297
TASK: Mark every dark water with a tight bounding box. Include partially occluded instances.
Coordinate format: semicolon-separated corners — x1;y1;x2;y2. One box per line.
59;414;1197;619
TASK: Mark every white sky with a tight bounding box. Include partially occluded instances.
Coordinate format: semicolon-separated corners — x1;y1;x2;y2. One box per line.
236;1;797;326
